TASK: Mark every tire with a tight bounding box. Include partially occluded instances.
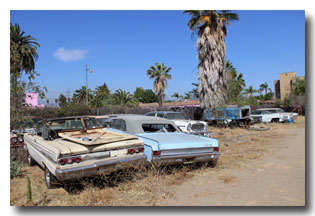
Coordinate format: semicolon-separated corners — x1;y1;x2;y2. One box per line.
44;167;59;189
271;118;279;123
27;152;36;166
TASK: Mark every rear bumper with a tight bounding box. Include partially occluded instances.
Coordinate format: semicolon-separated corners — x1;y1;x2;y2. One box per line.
152;152;219;167
54;154;146;181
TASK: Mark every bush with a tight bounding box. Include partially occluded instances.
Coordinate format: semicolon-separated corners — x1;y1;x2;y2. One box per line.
10;160;23;179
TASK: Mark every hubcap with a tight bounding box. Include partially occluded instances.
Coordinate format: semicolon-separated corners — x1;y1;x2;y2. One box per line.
45;169;50;185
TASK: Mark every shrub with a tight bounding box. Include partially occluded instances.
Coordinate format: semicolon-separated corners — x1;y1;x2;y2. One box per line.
10;160;23;179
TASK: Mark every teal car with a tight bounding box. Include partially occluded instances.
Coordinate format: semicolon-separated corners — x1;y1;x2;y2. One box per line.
107;115;220;167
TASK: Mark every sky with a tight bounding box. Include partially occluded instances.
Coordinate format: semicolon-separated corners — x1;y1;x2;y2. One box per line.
10;10;305;103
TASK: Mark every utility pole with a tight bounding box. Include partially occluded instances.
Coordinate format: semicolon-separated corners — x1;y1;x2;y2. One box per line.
85;65;93;105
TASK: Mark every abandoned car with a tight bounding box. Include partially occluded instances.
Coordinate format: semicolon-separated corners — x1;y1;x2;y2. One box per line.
250;110;286;123
256;108;297;121
144;111;209;136
24;116;146;188
107;115;220;167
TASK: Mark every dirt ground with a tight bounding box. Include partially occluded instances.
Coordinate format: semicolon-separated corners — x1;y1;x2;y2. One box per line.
10;117;305;206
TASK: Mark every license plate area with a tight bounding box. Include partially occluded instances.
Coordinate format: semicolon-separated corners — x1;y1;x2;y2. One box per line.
183;157;195;164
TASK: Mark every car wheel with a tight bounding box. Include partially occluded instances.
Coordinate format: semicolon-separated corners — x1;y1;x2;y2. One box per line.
271;118;279;123
208;161;217;168
27;152;36;166
44;167;59;189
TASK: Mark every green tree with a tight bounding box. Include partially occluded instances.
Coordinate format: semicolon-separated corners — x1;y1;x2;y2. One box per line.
95;83;110;100
184;10;239;108
244;85;258;97
10;23;47;129
133;87;158;103
292;79;305;96
113;89;138;109
171;92;182;101
259;82;272;95
146;62;172;107
73;86;94;104
58;94;68;107
225;60;245;103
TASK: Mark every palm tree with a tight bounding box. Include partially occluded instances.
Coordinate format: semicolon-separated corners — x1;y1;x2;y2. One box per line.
259;82;272;95
113;89;137;109
183;10;239;108
226;60;245;101
54;98;58;107
10;23;40;76
171;92;182;101
146;62;172;107
244;85;258;97
73;86;93;104
95;83;110;100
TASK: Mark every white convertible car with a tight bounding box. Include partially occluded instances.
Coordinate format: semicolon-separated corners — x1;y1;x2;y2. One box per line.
24;116;146;188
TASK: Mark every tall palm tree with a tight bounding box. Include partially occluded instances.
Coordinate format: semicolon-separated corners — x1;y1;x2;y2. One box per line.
146;62;172;107
183;10;239;108
10;23;40;76
113;89;137;108
259;82;272;95
73;86;93;104
244;85;258;97
95;83;110;100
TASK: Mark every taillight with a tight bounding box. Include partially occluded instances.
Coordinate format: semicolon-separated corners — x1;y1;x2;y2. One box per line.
127;146;144;154
58;156;82;165
153;151;160;156
213;147;219;152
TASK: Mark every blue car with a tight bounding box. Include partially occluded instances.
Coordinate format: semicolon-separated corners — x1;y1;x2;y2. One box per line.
107;115;220;167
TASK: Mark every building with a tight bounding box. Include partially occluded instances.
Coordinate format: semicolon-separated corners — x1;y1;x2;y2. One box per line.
25;92;45;108
274;72;304;100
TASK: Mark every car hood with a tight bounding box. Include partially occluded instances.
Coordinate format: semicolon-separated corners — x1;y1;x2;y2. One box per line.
137;132;218;150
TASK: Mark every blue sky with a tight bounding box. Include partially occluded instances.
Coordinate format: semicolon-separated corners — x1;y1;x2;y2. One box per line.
10;10;305;103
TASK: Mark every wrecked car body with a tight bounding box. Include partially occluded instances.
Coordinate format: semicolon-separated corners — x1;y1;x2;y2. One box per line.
24;116;146;188
108;115;220;167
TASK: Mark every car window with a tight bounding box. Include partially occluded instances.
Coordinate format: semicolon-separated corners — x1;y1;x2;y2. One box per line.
156;113;164;118
165;113;186;120
142;124;177;133
253;110;261;115
85;118;101;129
37;122;44;136
262;111;272;114
266;109;276;113
146;113;155;117
111;119;127;131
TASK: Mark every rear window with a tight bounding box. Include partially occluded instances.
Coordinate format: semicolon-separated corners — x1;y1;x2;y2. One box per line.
142;124;177;133
145;113;155;117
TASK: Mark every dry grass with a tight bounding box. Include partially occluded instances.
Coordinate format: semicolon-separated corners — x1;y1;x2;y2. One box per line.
10;116;305;206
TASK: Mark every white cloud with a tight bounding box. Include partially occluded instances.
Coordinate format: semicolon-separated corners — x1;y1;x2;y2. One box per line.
53;47;87;62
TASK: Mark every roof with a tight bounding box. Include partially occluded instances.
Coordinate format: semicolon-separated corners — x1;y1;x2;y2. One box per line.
139;100;200;108
146;111;180;114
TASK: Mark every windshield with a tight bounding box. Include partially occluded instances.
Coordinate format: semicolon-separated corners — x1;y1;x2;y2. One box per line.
46;118;101;131
142;124;177;133
165;113;186;120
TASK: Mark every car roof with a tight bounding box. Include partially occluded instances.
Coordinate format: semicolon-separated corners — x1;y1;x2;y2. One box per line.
146;111;180;114
257;108;279;110
112;114;178;134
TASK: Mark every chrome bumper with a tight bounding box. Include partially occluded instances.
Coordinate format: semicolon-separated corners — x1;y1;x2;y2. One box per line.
152;152;219;167
54;154;146;181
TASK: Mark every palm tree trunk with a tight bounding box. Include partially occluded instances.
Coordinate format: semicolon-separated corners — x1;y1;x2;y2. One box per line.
158;93;163;107
197;26;227;109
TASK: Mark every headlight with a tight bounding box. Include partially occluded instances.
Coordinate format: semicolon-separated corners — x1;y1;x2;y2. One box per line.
187;123;192;132
18;137;24;143
11;137;17;143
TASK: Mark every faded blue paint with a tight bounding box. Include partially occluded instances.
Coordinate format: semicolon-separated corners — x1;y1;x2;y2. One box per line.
205;106;251;121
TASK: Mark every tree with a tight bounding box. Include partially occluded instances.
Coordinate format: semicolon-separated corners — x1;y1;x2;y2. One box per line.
292;79;305;96
95;83;110;100
184;10;239;108
73;86;94;104
113;89;137;109
171;92;182;101
10;23;47;129
133;87;158;103
146;62;172;107
259;82;272;95
54;98;58;107
225;60;245;103
58;94;68;107
243;85;258;97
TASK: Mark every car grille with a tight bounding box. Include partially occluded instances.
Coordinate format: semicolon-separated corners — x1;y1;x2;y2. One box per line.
191;123;204;131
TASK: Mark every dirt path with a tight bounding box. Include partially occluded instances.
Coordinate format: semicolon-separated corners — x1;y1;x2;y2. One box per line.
159;124;305;206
